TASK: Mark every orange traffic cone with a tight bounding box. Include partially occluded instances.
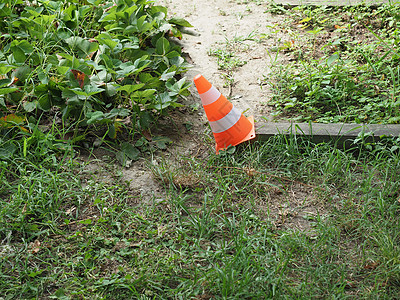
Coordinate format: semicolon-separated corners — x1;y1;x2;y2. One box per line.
193;74;256;153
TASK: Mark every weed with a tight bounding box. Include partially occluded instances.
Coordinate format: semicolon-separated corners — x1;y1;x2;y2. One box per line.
209;48;247;72
208;35;255;89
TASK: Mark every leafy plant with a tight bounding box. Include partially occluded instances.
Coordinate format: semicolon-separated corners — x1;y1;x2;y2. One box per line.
0;0;192;151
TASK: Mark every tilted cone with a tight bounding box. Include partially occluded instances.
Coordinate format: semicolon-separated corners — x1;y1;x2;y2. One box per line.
193;74;255;153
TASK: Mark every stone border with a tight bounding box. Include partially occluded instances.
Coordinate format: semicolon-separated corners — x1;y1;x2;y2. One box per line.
273;0;388;6
255;122;400;147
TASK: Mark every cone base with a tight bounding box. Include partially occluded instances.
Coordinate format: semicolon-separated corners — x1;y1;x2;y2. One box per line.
216;116;256;154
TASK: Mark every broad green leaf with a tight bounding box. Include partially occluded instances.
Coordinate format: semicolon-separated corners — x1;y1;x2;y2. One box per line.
11;47;26;63
0;78;12;88
35;15;56;26
150;6;168;16
153;92;172;110
99;12;117;23
38;70;49;84
0;64;13;74
38;94;52;111
160;70;175;81
0;142;16;159
57;66;70;75
16;40;34;54
133;56;151;71
165;51;180;59
105;84;117;97
23;101;37;112
57;27;72;40
13;66;32;83
87;0;103;5
157;92;172;104
78;6;92;19
0;87;18;95
156;37;170;55
117;62;138;77
87;111;104;125
25;6;44;17
138;111;153;129
121;142;140;160
159;23;172;32
169;17;193;27
123;25;136;34
170;56;185;67
132;89;156;101
79;40;99;56
122;41;139;51
117;83;145;94
65;37;84;50
153;136;172;150
136;15;153;32
63;4;77;21
166;77;189;96
97;34;119;50
84;85;104;95
116;150;127;166
108;123;116;139
64;88;85;98
105;108;130;118
327;53;339;66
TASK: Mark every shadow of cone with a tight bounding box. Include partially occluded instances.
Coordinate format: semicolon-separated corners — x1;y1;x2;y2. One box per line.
193;74;256;153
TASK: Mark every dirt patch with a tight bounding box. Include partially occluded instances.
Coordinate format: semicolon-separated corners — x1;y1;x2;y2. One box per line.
77;0;329;231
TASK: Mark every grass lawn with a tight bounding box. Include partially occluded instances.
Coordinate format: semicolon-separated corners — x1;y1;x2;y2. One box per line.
1;135;400;298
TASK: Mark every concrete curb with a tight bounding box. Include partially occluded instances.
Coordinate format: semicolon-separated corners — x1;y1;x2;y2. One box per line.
255;122;400;147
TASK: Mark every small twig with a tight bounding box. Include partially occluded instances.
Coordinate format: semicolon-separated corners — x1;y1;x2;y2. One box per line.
227;81;233;98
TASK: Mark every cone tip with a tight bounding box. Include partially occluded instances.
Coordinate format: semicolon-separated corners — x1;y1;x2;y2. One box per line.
193;74;212;94
193;74;202;81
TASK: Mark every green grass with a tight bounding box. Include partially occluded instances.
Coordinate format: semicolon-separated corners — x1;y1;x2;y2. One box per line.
1;134;400;298
266;3;400;123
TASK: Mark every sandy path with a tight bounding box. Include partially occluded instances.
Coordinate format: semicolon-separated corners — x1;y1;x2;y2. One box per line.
163;0;283;120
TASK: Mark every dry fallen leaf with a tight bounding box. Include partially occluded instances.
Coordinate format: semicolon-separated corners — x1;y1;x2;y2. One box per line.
364;261;379;270
30;240;41;254
66;207;76;215
246;168;256;177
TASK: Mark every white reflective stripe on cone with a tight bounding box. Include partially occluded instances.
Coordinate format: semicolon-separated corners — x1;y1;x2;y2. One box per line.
209;107;241;133
199;86;221;106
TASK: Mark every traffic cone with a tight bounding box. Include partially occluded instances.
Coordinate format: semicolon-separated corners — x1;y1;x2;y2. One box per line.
193;74;256;153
